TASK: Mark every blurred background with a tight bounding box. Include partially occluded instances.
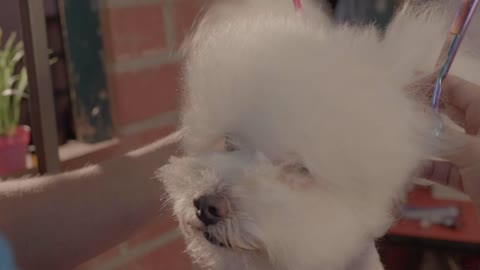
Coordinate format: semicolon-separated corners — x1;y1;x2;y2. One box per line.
0;0;478;269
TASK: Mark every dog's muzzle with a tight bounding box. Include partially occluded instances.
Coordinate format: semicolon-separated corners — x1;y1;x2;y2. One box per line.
193;194;229;226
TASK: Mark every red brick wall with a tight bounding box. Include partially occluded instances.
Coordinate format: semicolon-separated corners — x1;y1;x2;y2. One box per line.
99;0;204;138
75;1;206;269
76;216;193;270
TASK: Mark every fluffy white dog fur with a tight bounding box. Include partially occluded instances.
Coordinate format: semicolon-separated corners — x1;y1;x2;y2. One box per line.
158;1;480;269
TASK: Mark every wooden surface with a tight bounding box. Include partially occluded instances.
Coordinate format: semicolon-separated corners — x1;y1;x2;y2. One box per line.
18;0;61;174
60;0;113;143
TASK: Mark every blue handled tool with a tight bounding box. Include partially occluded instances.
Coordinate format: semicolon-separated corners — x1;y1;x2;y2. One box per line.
432;0;479;135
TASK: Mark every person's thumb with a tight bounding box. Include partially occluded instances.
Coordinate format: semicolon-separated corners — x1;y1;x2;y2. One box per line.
439;127;480;168
428;126;480;214
418;159;464;192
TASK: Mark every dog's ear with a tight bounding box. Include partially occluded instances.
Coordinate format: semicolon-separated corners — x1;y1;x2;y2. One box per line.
279;162;315;190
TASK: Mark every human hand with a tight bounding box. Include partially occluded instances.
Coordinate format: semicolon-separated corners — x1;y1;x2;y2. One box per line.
417;75;480;212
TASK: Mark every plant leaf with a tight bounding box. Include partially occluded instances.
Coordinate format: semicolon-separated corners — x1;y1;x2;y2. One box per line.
0;29;25;136
1;89;14;97
12;67;28;125
11;49;24;66
4;32;16;52
13;40;23;54
1;33;20;71
15;68;28;100
49;57;58;65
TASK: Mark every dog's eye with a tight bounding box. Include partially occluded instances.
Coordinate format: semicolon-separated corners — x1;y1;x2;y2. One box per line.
298;166;309;175
279;162;314;190
283;163;310;176
224;139;238;152
212;136;239;152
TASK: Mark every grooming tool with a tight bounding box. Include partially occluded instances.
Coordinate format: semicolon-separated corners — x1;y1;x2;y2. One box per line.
293;0;302;11
432;0;479;113
399;205;460;229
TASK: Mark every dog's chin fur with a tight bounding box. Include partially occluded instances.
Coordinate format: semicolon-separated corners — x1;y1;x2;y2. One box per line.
158;1;480;269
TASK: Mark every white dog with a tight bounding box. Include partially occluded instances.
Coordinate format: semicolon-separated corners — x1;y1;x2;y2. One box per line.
158;1;480;269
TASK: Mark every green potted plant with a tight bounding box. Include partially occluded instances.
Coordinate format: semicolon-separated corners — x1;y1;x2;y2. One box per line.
0;28;30;176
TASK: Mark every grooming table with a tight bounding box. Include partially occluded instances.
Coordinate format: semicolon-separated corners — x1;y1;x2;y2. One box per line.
386;185;480;253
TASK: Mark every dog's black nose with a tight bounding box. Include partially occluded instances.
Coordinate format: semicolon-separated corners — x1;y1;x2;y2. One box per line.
193;195;228;226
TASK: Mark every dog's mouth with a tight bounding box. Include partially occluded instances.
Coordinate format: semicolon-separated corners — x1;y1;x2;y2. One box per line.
184;214;261;251
184;220;231;248
203;231;229;248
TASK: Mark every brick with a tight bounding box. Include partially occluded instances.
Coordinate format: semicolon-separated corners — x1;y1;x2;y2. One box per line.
75;244;126;270
109;63;181;127
117;238;191;270
171;0;205;47
116;125;176;148
61;126;175;171
76;217;182;270
100;4;166;63
127;217;179;248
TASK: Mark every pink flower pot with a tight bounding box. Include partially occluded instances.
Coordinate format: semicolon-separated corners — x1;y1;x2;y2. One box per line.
0;126;31;177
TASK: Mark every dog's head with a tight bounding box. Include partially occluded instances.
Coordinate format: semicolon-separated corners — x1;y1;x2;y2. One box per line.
160;134;390;270
158;1;441;269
